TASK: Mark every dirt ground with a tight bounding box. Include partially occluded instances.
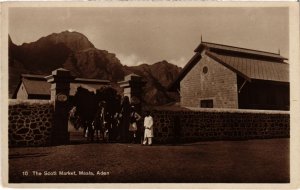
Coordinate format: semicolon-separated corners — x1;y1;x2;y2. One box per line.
8;138;289;183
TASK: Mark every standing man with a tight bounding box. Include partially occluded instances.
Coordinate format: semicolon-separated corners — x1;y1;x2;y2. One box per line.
143;111;154;146
129;105;141;143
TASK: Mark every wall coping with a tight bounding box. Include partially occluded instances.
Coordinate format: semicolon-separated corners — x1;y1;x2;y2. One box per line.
184;107;289;114
150;106;289;115
9;99;54;105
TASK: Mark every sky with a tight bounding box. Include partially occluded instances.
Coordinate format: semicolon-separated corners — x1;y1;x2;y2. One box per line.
9;7;289;67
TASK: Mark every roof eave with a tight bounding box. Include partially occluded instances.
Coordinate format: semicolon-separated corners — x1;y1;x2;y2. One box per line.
198;41;288;60
194;43;207;53
168;53;202;91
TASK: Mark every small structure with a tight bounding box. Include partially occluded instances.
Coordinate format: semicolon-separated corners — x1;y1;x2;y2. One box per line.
13;74;51;100
12;73;110;100
118;74;146;104
169;41;289;110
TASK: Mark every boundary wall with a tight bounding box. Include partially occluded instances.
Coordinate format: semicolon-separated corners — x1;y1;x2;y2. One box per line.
9;100;54;147
152;108;289;143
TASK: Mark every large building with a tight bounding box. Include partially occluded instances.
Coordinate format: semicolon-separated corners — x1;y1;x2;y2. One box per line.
169;41;289;110
12;74;110;100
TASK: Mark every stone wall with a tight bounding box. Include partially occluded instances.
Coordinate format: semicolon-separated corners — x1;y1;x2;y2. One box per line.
151;108;289;143
9;100;54;147
181;52;238;108
8;100;290;146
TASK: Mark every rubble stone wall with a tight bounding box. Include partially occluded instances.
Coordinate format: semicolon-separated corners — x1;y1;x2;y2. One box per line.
151;109;289;143
9;100;54;147
8;99;290;146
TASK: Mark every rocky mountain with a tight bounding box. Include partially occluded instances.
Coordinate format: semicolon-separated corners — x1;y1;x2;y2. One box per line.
124;61;181;105
9;31;94;73
63;48;125;82
9;31;181;105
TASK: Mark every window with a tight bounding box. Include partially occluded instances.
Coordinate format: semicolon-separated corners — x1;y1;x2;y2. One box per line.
200;99;213;108
203;66;208;74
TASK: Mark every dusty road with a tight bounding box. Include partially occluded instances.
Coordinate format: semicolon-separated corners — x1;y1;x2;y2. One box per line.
8;138;289;183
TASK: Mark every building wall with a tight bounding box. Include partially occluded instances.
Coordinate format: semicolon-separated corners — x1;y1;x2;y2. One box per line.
16;83;28;100
151;109;289;143
238;77;290;110
9;99;54;147
181;53;238;108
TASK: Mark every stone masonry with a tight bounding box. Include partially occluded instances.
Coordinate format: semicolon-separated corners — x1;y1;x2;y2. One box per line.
151;109;289;143
181;52;238;108
9;100;54;147
8;98;289;146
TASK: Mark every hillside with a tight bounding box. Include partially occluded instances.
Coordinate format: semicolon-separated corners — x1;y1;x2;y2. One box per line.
9;31;181;105
124;61;181;105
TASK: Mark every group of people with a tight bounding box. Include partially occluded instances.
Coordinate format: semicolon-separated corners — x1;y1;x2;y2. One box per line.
69;96;154;145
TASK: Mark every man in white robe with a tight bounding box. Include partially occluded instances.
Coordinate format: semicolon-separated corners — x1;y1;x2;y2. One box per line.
143;111;154;145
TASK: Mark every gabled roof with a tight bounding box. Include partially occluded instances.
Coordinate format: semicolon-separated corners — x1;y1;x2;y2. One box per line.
13;74;110;98
22;77;51;96
206;51;289;82
12;74;50;98
168;41;289;91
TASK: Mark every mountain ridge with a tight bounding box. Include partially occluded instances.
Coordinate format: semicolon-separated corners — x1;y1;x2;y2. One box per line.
9;31;181;105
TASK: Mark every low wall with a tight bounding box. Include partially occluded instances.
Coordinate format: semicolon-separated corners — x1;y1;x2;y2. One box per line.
8;100;290;146
151;108;290;143
9;100;54;147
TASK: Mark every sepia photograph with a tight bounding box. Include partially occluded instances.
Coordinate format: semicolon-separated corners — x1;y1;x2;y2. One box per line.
1;2;300;188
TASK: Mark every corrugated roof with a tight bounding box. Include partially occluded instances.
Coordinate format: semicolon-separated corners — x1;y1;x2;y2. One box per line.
195;42;287;60
168;41;289;91
206;51;289;82
22;78;51;95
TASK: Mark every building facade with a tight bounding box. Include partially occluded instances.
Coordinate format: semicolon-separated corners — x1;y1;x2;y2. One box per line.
181;52;238;108
169;41;289;111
